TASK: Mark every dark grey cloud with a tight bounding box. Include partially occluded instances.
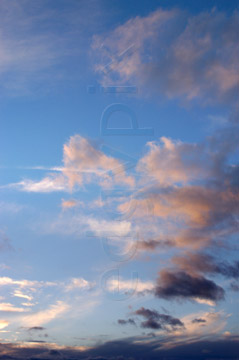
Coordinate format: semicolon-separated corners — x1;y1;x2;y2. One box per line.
154;270;225;302
118;319;136;326
137;238;175;252
192;318;206;324
28;326;45;331
1;337;239;359
134;307;184;331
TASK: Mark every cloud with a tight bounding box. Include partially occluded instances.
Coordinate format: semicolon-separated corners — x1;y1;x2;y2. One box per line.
46;212;135;255
0;275;96;329
92;8;239;105
174;310;229;341
131;185;239;228
0;275;94;295
0;276;54;288
1;337;238;359
62;135;134;189
13;291;33;302
0;303;28;312
137;137;209;186
172;252;239;279
64;278;93;292
119;125;239;252
22;301;69;327
118;318;136;326
0;0;102;97
137;238;175;252
0;320;9;330
28;326;45;331
192;318;206;324
0;0;62;96
154;270;225;302
133;307;184;331
11;176;67;193
61;199;79;209
86;217;132;238
107;278;154;295
4;135;135;193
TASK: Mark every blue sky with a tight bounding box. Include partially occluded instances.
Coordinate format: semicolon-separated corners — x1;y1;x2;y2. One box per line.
0;0;239;359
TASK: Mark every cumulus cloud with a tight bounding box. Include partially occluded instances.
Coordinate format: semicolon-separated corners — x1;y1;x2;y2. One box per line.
137;137;209;186
92;8;239;105
62;135;134;189
7;126;237;308
119;125;239;253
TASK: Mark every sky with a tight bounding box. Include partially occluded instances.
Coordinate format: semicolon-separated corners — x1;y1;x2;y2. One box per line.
0;0;239;359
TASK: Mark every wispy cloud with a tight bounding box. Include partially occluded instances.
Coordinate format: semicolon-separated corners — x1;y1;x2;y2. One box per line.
0;320;9;330
22;301;69;327
0;303;28;313
0;0;98;96
107;277;154;295
3;135;135;193
92;8;239;105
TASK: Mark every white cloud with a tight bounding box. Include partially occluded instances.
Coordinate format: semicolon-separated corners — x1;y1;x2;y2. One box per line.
64;278;93;292
5;176;67;193
13;291;33;302
3;135;135;193
0;320;9;330
107;278;154;294
22;301;69;327
86;217;131;238
0;303;28;313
